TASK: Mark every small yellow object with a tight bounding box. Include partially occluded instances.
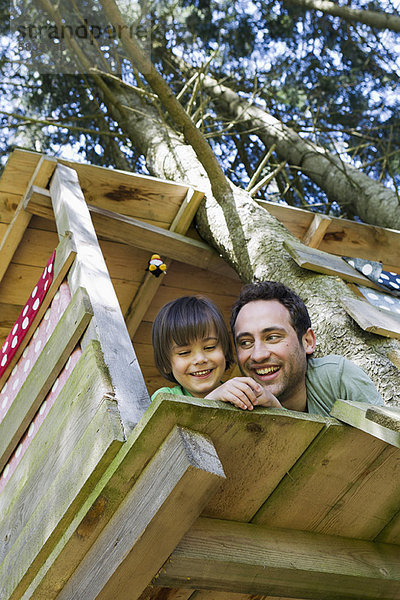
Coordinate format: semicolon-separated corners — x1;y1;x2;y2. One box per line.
146;253;167;278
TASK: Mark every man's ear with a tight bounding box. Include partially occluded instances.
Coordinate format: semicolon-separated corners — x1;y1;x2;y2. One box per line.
302;328;316;355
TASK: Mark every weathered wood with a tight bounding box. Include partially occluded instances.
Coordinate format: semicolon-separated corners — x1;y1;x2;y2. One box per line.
25;186;237;278
283;240;387;290
55;427;224;600
0;285;93;472
157;518;400;600
341;295;400;339
0;341;125;600
48;164;150;433
301;213;332;248
126;188;205;338
331;399;400;448
366;404;400;432
253;419;387;533
21;396;325;600
0;158;55;284
261;199;400;272
0;231;77;388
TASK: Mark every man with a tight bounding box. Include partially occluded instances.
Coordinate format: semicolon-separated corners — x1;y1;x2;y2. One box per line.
229;280;383;416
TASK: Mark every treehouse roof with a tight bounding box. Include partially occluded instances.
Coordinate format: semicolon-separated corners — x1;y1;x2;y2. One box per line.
1;150;400;600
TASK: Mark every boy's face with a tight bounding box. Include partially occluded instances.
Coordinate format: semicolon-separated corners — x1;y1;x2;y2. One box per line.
170;328;226;397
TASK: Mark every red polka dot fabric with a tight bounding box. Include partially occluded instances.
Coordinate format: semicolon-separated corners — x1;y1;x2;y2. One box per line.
0;279;82;494
0;251;55;380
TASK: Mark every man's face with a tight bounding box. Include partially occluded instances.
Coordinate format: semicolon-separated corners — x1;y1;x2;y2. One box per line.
234;300;315;411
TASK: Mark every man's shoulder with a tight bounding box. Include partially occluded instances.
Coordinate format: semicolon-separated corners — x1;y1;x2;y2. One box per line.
307;354;347;370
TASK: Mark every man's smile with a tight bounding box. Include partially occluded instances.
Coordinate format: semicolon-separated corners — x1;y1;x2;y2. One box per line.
254;365;280;376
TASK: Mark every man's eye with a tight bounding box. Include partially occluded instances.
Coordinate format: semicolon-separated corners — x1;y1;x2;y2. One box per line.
267;335;281;342
239;340;252;348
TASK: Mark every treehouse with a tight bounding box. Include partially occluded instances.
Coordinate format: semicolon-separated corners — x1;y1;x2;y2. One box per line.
1;148;400;600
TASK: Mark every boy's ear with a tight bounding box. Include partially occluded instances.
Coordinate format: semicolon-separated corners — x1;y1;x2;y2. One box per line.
303;328;316;355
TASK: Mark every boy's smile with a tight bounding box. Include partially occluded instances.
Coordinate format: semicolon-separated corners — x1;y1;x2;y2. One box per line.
170;329;226;397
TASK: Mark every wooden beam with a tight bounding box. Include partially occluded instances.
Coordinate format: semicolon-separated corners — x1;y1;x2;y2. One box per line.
301;213;332;248
0;157;55;284
24;185;237;278
0;286;93;472
47;164;151;433
55;426;225;600
331;399;400;448
366;405;400;433
157;518;400;600
341;295;400;339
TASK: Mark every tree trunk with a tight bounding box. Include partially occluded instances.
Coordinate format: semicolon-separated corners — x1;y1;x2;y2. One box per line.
198;73;400;229
282;0;400;33
102;78;400;404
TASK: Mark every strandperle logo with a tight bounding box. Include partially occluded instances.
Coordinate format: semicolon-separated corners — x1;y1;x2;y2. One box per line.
17;19;138;44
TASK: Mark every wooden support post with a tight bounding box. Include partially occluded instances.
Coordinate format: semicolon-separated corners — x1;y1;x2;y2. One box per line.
0;157;55;284
55;426;225;600
302;213;332;248
157;518;400;600
48;164;150;432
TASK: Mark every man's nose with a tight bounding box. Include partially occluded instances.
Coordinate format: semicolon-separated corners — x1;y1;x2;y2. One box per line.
251;340;270;362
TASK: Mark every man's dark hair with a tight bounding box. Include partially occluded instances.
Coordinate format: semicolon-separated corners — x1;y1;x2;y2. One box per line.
152;295;234;383
230;281;311;343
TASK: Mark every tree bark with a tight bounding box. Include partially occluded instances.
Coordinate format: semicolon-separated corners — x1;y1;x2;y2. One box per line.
198;73;400;229
282;0;400;33
102;78;400;405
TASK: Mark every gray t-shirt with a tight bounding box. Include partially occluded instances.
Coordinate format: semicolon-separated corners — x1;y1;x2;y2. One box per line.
306;355;384;417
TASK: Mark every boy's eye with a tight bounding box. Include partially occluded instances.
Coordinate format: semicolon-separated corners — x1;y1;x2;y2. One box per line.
177;350;190;356
204;344;216;350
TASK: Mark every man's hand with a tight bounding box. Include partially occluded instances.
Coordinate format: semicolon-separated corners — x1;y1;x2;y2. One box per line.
205;377;282;410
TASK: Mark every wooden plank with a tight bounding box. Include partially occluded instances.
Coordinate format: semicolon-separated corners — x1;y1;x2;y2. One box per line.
156;518;400;600
260;199;400;272
283;240;387;290
301;213;331;248
48;164;150;433
331;399;400;448
0;231;77;388
126;187;205;338
55;426;224;600
253;420;387;532
341;295;400;339
0;157;55;284
0;285;93;472
0;342;125;600
25;186;237;278
22;396;326;600
366;405;400;432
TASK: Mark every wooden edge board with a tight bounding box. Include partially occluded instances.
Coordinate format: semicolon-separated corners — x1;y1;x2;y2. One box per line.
55;426;224;600
0;343;124;600
341;296;400;340
0;158;56;284
156;517;400;600
49;164;150;433
283;240;388;291
19;395;329;600
0;231;77;388
366;405;400;433
24;185;237;279
0;285;93;472
330;399;400;448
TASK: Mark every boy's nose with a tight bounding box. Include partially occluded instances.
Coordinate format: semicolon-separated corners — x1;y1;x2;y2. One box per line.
193;351;207;363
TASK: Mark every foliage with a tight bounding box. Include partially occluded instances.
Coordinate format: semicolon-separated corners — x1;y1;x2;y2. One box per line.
1;0;400;217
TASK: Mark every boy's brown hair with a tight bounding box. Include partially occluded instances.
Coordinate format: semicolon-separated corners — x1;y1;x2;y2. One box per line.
152;295;234;383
